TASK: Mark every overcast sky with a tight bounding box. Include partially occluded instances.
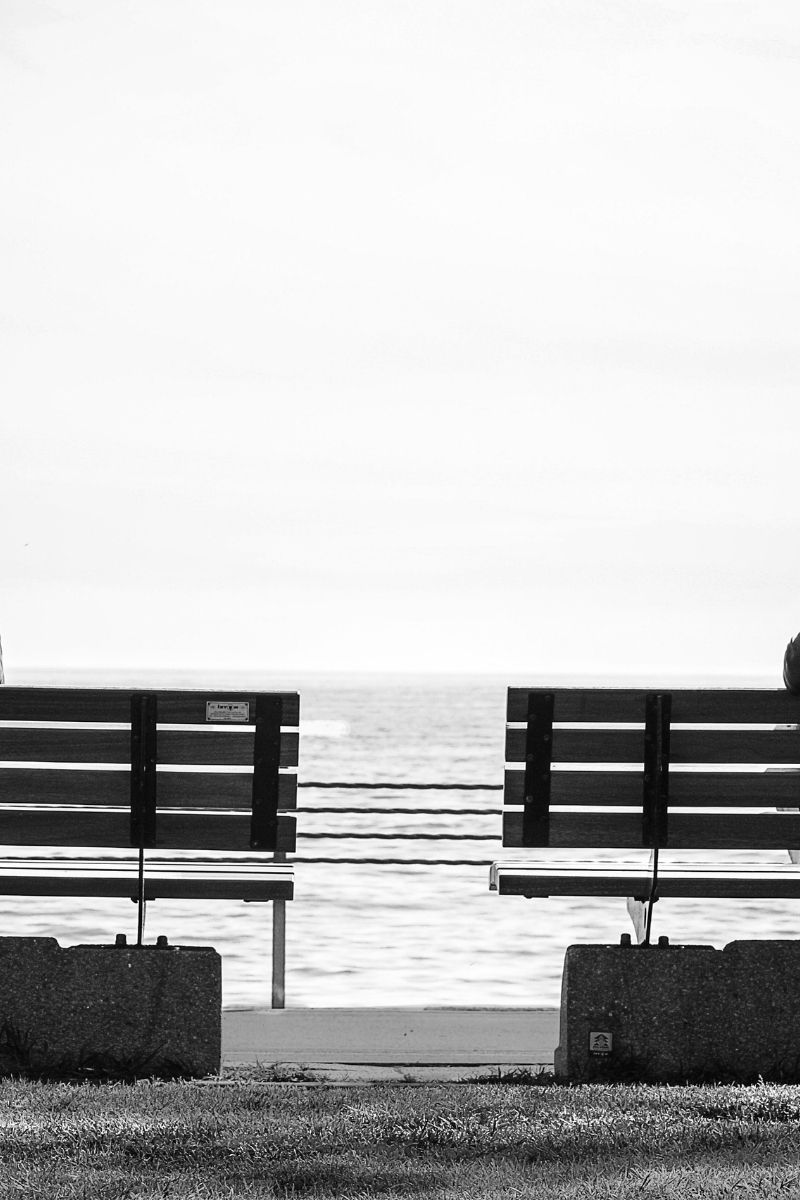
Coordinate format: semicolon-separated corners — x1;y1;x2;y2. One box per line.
2;1;799;678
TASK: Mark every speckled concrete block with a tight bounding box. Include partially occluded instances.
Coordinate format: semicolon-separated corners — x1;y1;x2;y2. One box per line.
555;940;800;1083
0;936;221;1078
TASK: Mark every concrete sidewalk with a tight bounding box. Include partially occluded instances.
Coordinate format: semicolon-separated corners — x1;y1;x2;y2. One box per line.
221;1007;559;1082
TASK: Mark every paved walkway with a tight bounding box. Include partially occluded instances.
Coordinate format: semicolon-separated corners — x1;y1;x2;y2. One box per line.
222;1007;559;1081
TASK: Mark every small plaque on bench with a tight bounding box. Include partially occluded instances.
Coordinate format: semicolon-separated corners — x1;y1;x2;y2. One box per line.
206;701;250;723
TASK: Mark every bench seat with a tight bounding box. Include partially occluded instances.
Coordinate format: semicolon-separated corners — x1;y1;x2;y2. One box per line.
0;858;294;900
490;861;800;900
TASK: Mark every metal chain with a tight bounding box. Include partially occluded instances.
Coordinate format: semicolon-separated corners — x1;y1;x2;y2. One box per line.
289;780;504;863
294;807;499;816
298;781;502;790
289;857;492;867
296;830;494;840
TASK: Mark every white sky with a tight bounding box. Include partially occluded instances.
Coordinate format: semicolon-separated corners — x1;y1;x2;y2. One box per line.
2;0;799;677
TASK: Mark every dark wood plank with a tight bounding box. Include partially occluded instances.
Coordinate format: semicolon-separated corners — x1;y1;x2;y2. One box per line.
0;729;131;763
157;771;298;811
276;773;298;811
0;863;294;900
490;862;800;899
504;768;800;807
0;689;134;722
0;808;296;851
0;768;297;810
0;688;300;726
0;728;299;768
154;812;296;853
507;688;800;724
143;875;294;901
662;730;800;765
506;727;637;763
0;809;132;847
506;727;800;766
490;864;652;897
160;730;299;768
143;863;294;900
655;870;800;899
0;768;130;806
0;873;140;897
156;692;300;726
503;810;800;849
503;768;639;806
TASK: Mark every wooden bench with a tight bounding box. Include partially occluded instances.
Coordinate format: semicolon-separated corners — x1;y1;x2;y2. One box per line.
0;687;298;942
490;686;800;943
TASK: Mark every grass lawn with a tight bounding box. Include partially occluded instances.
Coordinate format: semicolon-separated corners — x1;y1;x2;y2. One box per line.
3;1072;800;1198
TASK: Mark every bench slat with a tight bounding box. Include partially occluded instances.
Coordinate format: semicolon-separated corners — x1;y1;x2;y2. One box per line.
157;694;299;725
0;810;297;852
0;768;298;810
0;688;300;726
490;864;652;896
503;810;800;849
506;727;800;766
158;771;298;811
490;863;800;900
0;729;299;768
508;688;800;724
0;861;294;900
490;863;800;899
0;730;132;763
161;730;299;767
155;811;297;852
504;769;800;807
141;876;294;900
654;870;800;898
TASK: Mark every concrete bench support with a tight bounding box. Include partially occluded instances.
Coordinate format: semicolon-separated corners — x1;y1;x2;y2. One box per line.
555;940;800;1083
0;936;221;1078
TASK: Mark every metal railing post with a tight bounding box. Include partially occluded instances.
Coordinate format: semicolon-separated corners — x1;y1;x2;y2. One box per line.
272;898;286;1008
271;850;287;1008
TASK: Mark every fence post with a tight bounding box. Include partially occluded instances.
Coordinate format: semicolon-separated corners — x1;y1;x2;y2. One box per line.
271;850;286;1008
272;901;286;1008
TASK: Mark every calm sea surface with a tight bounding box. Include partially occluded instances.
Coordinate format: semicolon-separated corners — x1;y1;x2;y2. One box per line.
5;668;792;1009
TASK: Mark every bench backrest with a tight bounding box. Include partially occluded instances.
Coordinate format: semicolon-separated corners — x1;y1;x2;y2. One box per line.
0;687;298;854
504;687;800;851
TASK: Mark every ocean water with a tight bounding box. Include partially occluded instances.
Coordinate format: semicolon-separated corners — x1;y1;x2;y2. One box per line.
4;667;794;1009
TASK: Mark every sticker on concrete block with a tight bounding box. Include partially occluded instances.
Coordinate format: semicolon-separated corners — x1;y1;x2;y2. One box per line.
589;1031;613;1056
206;700;250;723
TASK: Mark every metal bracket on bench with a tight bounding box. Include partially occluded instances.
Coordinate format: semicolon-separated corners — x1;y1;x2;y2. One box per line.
523;692;554;847
251;696;282;851
638;693;671;946
643;692;670;848
131;693;158;946
131;694;158;849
